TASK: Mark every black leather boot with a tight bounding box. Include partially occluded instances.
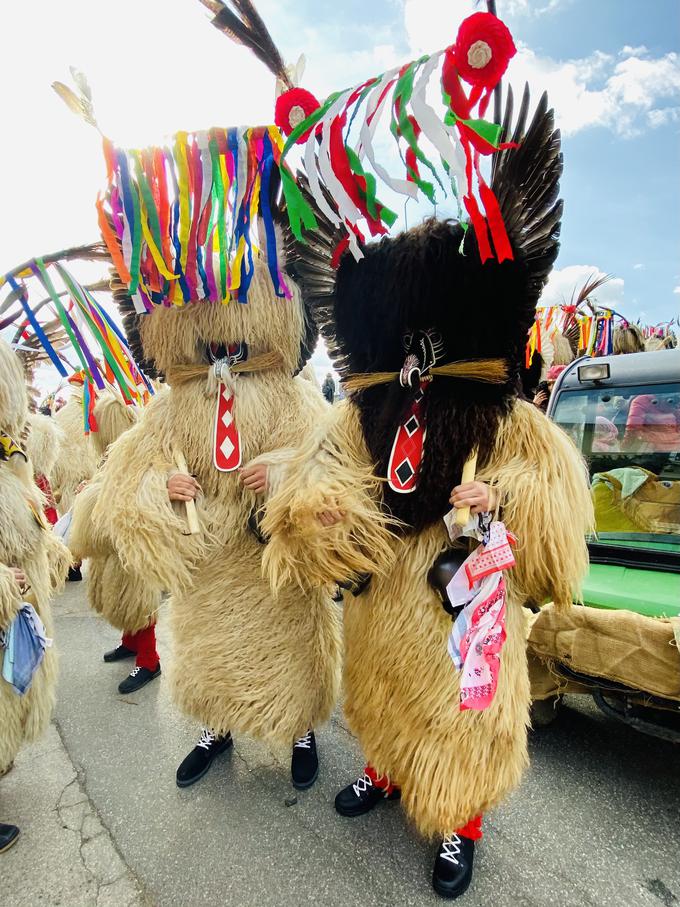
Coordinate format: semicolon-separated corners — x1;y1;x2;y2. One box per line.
291;730;319;790
432;834;475;899
0;824;20;853
103;644;135;663
334;771;400;817
118;663;161;694
176;729;233;788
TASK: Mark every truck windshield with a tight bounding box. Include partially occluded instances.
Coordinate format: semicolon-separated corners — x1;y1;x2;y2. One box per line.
551;382;680;557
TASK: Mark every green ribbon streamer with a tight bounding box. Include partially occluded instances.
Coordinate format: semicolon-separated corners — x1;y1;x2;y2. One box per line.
119;151;143;297
34;259;92;378
279;92;345;242
55;264;131;398
209;131;228;299
390;57;441;204
345;147;397;227
131;151;164;270
444;111;503;149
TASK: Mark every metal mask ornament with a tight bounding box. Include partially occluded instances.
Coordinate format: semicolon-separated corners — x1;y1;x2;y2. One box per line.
400;329;445;388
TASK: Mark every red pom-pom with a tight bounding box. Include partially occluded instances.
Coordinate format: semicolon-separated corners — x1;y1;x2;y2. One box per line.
453;12;516;90
275;88;321;143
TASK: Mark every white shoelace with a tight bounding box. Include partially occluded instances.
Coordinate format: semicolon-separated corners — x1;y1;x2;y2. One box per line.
129;667;141;678
352;773;374;797
294;731;313;750
440;834;462;866
197;728;217;751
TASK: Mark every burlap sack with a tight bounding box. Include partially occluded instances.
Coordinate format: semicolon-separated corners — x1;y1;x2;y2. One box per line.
527;603;680;702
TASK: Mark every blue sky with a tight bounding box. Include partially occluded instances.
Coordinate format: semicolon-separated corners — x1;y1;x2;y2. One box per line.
1;0;678;392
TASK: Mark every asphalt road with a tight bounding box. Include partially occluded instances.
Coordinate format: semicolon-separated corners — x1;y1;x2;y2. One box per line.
2;575;679;907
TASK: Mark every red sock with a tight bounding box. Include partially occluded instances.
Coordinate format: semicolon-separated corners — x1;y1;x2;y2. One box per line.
121;631;138;652
365;764;399;796
456;815;483;841
123;624;159;671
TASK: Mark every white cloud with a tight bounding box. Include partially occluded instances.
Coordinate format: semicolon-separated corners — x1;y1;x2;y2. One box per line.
647;106;680;127
633;263;645;270
673;286;680;295
403;2;680;138
539;265;625;310
498;45;680;138
621;45;649;58
405;0;566;43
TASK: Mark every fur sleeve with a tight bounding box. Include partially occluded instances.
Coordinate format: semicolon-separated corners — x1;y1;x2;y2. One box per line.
69;480;110;560
42;530;72;594
245;374;331;498
478;400;592;609
0;563;21;629
261;401;397;593
91;409;206;592
246;448;299;500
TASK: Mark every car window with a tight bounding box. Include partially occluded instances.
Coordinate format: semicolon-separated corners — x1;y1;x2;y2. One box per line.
551;383;680;555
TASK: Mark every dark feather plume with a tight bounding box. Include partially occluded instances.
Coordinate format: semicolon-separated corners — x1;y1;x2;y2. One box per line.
490;84;563;310
277;173;344;375
199;0;293;89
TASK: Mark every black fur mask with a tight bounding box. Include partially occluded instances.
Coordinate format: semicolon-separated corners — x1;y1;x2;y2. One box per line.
311;87;564;532
334;219;533;530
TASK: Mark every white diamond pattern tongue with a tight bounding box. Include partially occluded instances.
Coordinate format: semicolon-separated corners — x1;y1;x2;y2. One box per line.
213;383;242;471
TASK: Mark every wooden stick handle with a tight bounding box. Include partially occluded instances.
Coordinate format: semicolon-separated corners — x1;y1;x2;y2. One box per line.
172;449;201;535
455;451;478;526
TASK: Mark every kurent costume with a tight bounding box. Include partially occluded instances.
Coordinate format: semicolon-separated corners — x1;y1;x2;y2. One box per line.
0;338;71;852
524;273;615;399
0;246;154;851
25;412;64;526
51;388;98;520
243;7;594;899
53;4;342;788
69;389;162;694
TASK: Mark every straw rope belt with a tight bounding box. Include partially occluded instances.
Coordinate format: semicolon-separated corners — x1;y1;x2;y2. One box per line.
166;350;285;386
344;357;509;392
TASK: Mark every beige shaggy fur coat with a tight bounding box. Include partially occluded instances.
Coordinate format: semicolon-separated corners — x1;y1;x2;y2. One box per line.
51;392;98;515
0;340;70;773
262;398;593;836
69;391;163;634
88;264;342;744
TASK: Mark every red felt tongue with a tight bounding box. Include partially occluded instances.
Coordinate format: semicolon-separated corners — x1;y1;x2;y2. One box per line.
213;383;242;471
387;382;427;494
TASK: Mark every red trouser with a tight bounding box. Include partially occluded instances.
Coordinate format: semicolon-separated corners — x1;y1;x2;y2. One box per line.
365;764;483;840
121;624;159;671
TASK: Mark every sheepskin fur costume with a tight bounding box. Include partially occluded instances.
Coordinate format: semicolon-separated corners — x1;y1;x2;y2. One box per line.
0;339;70;773
263;399;591;835
51;391;97;515
90;260;341;744
26;412;65;480
260;87;593;834
70;390;163;633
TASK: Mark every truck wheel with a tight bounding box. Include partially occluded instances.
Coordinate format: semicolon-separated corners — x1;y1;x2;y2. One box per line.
530;695;563;728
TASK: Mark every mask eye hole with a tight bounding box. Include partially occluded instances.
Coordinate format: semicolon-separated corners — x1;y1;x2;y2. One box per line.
207;342;228;363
